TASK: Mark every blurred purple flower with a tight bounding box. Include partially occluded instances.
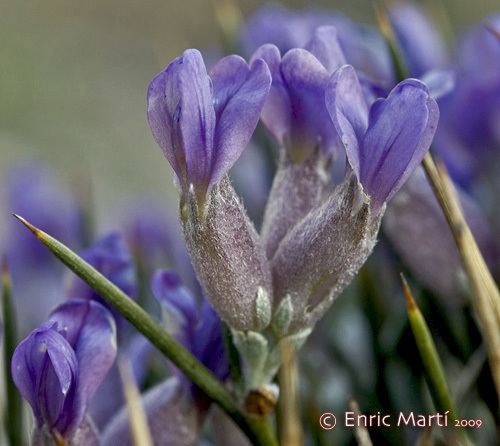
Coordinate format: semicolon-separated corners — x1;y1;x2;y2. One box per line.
326;65;439;212
435;15;500;185
384;168;498;303
4;163;82;270
388;2;448;77
151;269;228;405
241;4;393;87
3;163;83;332
11;299;116;442
102;377;200;446
121;199;198;292
147;49;271;203
66;232;137;309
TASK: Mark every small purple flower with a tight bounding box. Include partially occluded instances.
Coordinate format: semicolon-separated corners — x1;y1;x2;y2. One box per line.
326;65;439;212
388;3;448;77
11;299;116;442
66;232;137;306
251;26;345;159
147;49;271;203
151;269;229;403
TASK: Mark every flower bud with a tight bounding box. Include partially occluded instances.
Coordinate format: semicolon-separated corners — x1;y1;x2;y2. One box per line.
271;175;383;332
183;177;273;331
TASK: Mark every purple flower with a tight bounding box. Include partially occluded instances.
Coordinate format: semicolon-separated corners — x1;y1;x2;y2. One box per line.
102;377;200;446
147;49;271;203
66;232;137;307
384;168;498;303
388;3;448;77
326;65;439;212
5;163;83;270
121;199;199;293
151;269;229;402
434;15;500;184
253;27;347;257
11;299;116;441
252;26;345;159
3;163;83;332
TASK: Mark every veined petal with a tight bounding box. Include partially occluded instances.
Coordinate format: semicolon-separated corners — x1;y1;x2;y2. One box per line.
147;49;216;195
48;299;117;434
361;79;439;211
251;44;292;145
305;26;346;74
209;56;271;188
12;325;78;434
325;64;369;177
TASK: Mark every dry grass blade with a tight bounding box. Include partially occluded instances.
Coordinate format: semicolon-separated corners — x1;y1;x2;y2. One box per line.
422;155;500;403
375;1;500;406
348;400;373;446
118;358;153;446
278;340;303;446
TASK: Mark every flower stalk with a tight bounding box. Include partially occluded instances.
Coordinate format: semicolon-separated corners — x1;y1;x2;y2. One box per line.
13;214;278;446
1;258;23;446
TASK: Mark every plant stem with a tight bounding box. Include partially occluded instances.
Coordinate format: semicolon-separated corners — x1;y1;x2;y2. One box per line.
2;259;24;446
377;4;500;405
13;215;278;446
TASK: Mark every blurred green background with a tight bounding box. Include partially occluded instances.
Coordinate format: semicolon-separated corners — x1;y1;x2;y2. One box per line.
0;0;498;227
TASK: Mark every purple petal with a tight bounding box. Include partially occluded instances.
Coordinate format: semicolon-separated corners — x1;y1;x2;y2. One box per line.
151;270;197;346
251;44;292;145
361;79;439;210
389;3;448;77
193;300;228;382
421;68;456;100
147;49;215;195
305;26;346;74
12;325;78;434
240;4;315;54
48;299;117;433
280;48;337;156
325;65;369;177
102;377;200;446
209;56;271;188
66;232;137;307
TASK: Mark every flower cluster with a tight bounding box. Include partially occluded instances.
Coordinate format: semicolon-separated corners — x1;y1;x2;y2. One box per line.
147;17;438;390
4;2;499;446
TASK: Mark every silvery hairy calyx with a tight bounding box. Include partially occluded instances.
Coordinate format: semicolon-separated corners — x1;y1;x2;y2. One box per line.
147;28;439;396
